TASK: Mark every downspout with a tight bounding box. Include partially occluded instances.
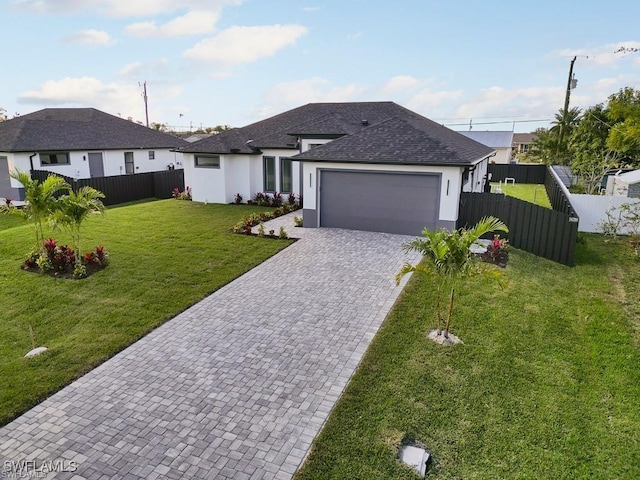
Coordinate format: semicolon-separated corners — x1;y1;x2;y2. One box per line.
29;152;37;173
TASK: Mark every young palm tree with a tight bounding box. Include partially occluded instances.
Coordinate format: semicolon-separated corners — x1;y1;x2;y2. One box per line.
53;186;105;263
5;170;70;250
396;216;508;341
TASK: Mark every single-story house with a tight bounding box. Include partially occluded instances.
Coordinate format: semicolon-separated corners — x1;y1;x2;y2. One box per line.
608;169;640;198
180;101;494;235
512;132;536;156
458;131;514;164
0;108;187;200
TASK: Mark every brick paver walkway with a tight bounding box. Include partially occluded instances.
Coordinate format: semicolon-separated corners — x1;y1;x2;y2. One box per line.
0;217;419;479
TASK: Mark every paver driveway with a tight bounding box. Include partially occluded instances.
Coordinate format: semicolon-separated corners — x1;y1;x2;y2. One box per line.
0;218;420;479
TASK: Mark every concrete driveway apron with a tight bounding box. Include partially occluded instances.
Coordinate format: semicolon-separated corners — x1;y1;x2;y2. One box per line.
0;216;420;479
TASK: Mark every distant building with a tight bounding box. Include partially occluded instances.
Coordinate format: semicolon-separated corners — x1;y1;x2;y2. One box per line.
513;133;536;156
458;131;514;164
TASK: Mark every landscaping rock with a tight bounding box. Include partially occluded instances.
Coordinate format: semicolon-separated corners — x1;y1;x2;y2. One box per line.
25;347;48;358
399;445;429;477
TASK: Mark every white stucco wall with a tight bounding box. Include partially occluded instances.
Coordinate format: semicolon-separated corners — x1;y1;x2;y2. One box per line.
7;149;182;181
300;162;463;224
570;194;640;234
184;153;229;204
462;158;488;193
488;147;513;165
185;148;301;204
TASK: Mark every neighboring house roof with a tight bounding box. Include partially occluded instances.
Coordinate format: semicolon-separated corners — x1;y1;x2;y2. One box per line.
617;169;640;184
458;131;514;149
291;116;494;166
180;101;494;165
0;108;188;152
513;132;536;144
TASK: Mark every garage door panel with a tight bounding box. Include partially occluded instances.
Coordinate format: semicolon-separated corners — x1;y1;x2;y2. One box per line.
320;170;440;235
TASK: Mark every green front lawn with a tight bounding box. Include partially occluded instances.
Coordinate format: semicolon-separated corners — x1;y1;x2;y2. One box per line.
0;200;291;426
295;236;640;479
494;183;552;208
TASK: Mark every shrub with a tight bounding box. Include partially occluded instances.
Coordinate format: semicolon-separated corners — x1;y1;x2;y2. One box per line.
294;216;303;227
481;235;509;267
234;193;243;204
272;192;283;207
288;192;296;205
172;186;192;200
278;226;288;239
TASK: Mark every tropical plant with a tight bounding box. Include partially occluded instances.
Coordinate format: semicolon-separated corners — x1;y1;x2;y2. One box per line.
3;170;70;251
396;216;508;342
52;186;105;265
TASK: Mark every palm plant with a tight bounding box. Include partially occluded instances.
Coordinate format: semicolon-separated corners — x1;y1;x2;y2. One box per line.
396;216;508;341
4;170;70;250
53;186;105;264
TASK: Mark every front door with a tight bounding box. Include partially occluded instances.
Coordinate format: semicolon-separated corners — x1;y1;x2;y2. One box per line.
124;152;134;174
88;152;104;178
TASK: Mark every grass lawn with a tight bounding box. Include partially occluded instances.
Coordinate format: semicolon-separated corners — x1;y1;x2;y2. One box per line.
0;214;26;231
0;199;291;426
295;235;640;479
493;183;552;208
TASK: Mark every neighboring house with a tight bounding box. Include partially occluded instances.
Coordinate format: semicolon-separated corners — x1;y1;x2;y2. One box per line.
0;108;187;201
608;169;640;198
458;131;514;164
513;132;536;156
181;101;494;235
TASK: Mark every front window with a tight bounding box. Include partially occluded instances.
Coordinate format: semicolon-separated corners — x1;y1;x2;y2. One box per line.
40;152;70;165
280;158;292;193
148;151;155;160
195;155;220;168
263;156;276;192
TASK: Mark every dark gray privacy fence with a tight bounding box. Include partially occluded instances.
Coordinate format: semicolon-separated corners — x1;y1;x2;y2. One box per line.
487;163;546;184
30;169;185;206
460;165;579;266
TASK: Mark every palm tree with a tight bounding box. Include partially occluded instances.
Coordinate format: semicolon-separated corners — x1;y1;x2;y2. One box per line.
396;216;508;342
6;169;70;250
53;186;105;263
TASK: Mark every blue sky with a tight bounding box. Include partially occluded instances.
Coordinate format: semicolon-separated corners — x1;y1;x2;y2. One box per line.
2;0;639;133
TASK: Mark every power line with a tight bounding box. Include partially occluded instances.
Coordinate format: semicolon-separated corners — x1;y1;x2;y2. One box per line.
444;118;552;127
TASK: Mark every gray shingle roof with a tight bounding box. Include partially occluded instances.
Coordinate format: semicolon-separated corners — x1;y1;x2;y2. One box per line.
291;116;494;166
458;131;514;149
0;108;188;152
179;101;494;166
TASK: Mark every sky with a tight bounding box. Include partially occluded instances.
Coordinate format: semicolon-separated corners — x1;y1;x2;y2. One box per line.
2;0;640;133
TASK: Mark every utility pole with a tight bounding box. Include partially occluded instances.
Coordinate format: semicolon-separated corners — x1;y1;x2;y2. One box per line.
556;56;577;159
140;81;149;128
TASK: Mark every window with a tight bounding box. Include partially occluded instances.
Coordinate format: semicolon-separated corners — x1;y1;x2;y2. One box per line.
308;143;323;150
195;155;220;168
263;156;276;192
280;158;293;193
40;152;70;165
148;151;155;160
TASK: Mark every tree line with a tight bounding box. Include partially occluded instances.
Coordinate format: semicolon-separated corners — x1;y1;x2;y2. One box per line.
524;87;640;193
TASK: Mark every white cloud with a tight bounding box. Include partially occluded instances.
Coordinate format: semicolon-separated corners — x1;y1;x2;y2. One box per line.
381;75;421;93
118;58;171;79
126;10;219;37
18;76;182;121
184;24;308;65
453;85;563;120
257;77;363;118
64;29;114;45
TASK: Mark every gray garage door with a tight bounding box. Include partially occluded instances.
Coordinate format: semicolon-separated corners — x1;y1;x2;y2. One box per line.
319;170;440;235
